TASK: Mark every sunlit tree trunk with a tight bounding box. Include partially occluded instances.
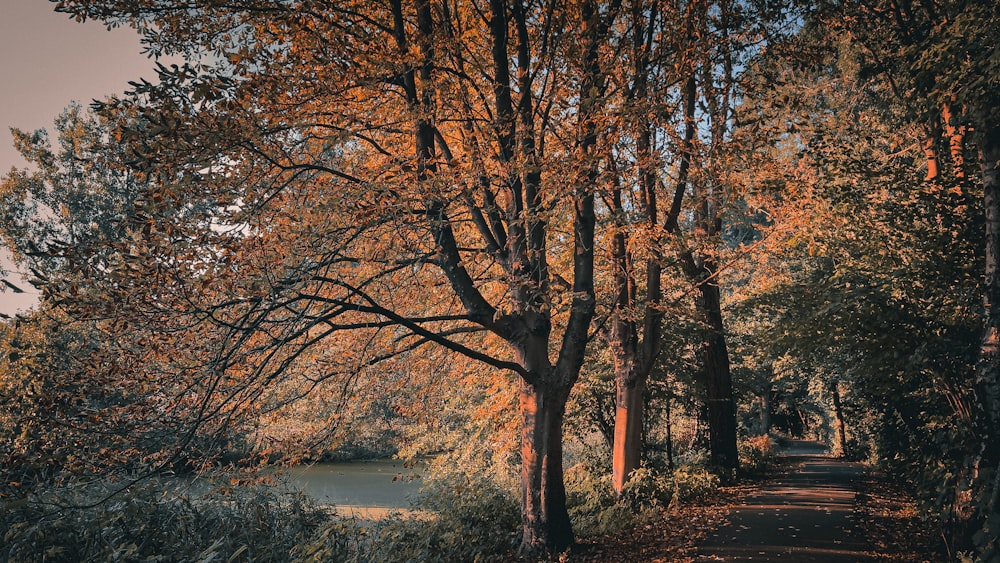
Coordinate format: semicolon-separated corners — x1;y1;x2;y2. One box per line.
609;2;662;497
485;0;602;553
613;374;647;493
518;379;574;554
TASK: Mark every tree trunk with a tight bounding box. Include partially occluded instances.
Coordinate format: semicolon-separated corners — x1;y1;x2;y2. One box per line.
975;122;1000;522
923;116;942;181
697;266;739;475
517;379;574;557
830;383;847;457
665;384;674;471
612;375;646;493
759;387;772;436
608;2;663;496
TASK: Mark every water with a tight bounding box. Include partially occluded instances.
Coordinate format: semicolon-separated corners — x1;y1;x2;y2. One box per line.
280;460;424;517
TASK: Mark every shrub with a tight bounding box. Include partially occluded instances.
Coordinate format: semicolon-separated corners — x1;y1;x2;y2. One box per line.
619;466;674;511
564;462;629;536
367;473;520;563
1;480;330;562
738;435;778;476
667;465;720;502
298;472;520;563
565;463;635;537
564;460;721;537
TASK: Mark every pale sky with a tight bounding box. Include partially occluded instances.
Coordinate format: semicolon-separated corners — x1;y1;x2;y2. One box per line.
1;0;165;315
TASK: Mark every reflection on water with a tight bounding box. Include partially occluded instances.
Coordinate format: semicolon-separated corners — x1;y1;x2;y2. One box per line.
280;460;424;517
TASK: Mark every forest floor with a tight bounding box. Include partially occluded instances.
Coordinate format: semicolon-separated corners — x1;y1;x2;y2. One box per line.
560;440;949;562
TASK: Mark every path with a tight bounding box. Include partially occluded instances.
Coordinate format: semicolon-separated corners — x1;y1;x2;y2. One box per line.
696;440;872;562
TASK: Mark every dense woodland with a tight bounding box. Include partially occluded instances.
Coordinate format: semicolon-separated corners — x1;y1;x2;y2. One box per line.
0;0;998;560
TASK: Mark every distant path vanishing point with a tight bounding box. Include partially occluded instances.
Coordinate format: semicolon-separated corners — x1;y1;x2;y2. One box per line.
696;439;872;562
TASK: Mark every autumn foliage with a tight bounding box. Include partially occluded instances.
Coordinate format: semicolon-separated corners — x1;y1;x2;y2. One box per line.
1;0;999;560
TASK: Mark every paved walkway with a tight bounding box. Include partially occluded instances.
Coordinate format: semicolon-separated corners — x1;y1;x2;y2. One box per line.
696;440;872;562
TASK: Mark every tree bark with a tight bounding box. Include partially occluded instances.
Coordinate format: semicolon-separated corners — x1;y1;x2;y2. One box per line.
759;386;772;436
697;263;739;475
518;379;574;556
975;121;1000;520
612;375;646;493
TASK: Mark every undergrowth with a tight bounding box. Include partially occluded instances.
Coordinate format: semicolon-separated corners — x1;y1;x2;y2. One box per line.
2;439;779;562
1;480;327;562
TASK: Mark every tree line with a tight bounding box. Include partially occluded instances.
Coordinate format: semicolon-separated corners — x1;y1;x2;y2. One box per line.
1;0;997;559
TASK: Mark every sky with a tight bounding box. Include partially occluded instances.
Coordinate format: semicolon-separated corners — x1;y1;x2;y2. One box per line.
1;0;166;316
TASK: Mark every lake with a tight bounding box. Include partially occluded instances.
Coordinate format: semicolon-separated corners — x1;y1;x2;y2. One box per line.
280;459;425;518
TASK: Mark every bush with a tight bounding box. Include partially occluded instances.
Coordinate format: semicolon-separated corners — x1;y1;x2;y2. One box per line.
1;480;330;562
668;465;721;501
565;462;674;536
564;461;721;537
619;466;674;511
297;472;520;563
564;463;622;536
738;435;778;476
843;436;872;463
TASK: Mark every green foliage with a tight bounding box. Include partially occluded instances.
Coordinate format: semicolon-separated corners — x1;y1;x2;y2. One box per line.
365;474;520;563
297;472;520;563
0;104;143;280
564;463;626;536
737;435;778;476
668;465;721;502
1;481;329;562
564;460;720;537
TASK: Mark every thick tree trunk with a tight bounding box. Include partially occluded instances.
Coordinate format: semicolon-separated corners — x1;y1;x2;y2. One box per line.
698;268;739;475
517;379;574;557
612;375;646;493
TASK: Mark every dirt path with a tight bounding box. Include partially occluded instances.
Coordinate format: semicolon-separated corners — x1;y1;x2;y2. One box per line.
695;440;872;562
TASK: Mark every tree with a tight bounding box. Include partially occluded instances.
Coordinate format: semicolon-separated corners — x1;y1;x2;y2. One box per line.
0;104;144;282
51;0;630;555
37;0;796;550
731;11;995;551
604;0;793;490
0;106;267;482
814;1;999;553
